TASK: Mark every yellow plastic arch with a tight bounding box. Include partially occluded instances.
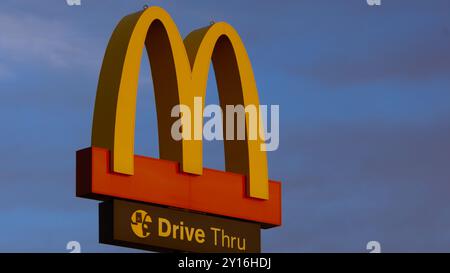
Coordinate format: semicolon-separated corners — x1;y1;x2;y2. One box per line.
92;6;268;199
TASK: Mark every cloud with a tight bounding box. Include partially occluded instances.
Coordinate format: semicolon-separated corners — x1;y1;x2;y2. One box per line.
264;119;450;252
282;0;450;86
1;0;450;253
295;29;450;86
0;206;143;252
0;63;13;79
0;12;100;69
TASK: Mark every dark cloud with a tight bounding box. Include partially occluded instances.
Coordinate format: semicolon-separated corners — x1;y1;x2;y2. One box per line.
281;0;450;86
264;119;450;252
294;29;450;86
1;0;450;252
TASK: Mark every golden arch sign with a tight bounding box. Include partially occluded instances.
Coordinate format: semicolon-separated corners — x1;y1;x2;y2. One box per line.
77;6;281;228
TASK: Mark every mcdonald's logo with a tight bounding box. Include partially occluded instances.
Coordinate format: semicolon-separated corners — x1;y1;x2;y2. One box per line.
76;6;281;229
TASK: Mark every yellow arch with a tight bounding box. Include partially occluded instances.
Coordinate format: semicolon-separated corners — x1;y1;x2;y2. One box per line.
92;6;268;199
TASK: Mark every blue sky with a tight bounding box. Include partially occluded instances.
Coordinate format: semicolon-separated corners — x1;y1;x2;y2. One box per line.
1;0;450;252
